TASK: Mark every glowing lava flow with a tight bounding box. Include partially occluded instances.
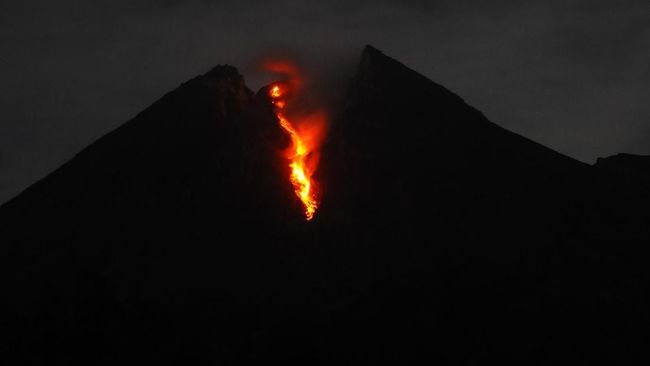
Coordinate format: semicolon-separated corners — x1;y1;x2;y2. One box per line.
269;84;319;220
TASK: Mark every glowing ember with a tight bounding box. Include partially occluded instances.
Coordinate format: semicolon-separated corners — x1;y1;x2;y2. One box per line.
270;85;282;98
269;83;319;220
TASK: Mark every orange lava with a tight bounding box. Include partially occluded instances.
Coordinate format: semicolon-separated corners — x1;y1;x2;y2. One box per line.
269;84;319;220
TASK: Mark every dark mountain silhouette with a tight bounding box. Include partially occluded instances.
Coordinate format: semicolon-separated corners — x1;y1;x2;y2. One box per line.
1;45;649;365
595;153;650;191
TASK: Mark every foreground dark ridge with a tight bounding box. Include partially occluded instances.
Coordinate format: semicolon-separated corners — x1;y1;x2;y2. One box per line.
1;45;649;365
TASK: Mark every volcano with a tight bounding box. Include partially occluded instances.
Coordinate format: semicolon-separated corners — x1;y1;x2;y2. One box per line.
1;45;649;364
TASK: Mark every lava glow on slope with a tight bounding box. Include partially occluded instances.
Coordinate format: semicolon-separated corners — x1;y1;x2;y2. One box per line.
269;82;322;220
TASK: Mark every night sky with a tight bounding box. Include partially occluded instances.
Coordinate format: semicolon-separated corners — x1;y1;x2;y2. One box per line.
1;0;648;204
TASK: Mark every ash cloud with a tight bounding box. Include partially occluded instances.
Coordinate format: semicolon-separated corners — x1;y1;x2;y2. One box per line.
1;0;648;203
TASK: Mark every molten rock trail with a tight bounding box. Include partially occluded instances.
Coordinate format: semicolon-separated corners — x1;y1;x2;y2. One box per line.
269;84;319;220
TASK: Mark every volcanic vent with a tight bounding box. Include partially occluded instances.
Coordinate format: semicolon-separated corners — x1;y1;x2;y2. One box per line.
1;45;650;364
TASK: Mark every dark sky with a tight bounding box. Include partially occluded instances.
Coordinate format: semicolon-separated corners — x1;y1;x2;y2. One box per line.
1;0;648;203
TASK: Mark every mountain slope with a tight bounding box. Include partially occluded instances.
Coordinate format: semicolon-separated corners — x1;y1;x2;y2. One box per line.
595;153;650;191
316;45;650;363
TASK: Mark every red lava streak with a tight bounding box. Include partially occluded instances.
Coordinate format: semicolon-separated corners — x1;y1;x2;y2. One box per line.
268;80;324;221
